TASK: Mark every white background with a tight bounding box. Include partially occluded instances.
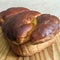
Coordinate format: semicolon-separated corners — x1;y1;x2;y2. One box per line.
0;0;60;18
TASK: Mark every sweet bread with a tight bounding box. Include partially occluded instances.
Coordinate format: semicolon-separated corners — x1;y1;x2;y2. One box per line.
0;7;60;56
2;10;41;44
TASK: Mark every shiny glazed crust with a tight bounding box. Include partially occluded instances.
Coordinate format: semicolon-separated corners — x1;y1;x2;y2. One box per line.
2;10;41;44
1;7;60;56
31;14;60;44
0;7;29;25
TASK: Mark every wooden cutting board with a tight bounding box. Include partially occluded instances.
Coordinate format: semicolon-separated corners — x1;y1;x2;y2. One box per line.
0;27;60;60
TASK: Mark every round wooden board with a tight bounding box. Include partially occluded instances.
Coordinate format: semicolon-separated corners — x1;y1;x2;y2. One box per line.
0;27;60;60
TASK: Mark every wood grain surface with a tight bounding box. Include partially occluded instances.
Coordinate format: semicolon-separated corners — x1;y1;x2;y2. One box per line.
0;27;60;60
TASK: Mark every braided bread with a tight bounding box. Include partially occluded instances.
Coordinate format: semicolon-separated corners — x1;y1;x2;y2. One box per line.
0;7;60;56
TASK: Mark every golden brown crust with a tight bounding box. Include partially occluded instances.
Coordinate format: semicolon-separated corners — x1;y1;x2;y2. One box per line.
5;11;40;27
1;7;29;19
31;14;60;44
2;10;41;44
16;24;33;44
3;7;29;20
0;7;29;25
1;7;60;56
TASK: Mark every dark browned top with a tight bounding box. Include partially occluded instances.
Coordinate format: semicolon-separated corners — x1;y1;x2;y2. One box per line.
3;7;29;20
2;11;40;44
0;7;29;25
31;14;60;44
4;11;40;29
